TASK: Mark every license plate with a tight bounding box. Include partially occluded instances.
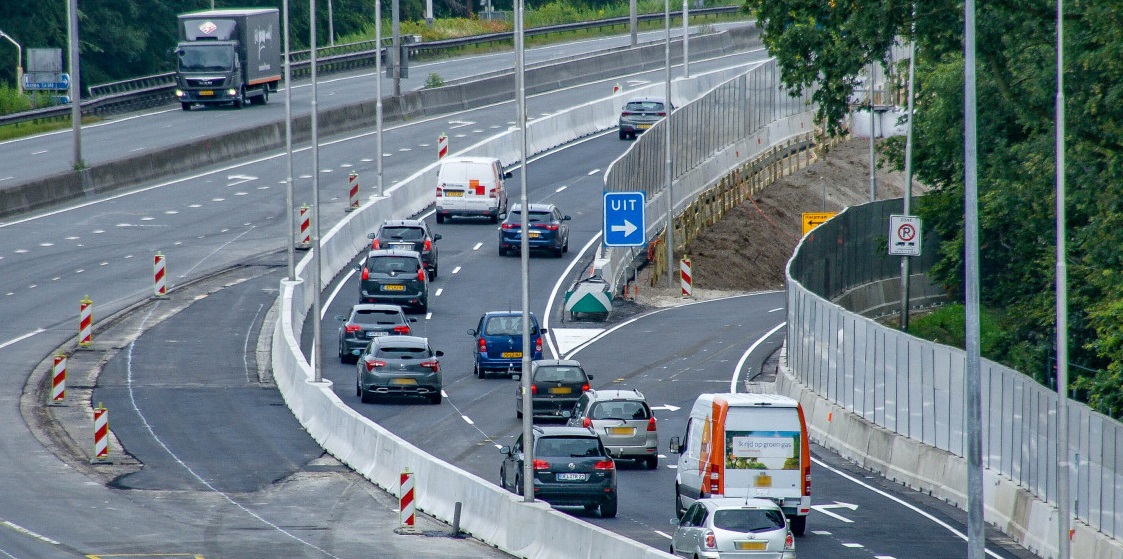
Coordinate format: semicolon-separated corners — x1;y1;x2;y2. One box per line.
445;191;463;197
501;351;522;358
556;473;587;482
734;541;767;551
383;284;405;291
199;90;214;96
754;473;773;487
368;331;386;338
638;123;651;130
608;427;635;436
390;378;417;385
548;387;572;395
389;243;412;250
528;232;540;238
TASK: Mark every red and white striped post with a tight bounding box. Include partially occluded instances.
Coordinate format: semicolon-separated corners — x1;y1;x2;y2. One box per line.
399;468;415;527
153;251;167;298
93;404;109;461
613;82;621;94
346;172;360;212
297;205;311;248
680;256;693;298
437;133;448;160
51;353;67;405
78;296;93;347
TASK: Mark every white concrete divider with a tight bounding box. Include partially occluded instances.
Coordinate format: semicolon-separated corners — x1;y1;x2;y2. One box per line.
271;61;779;558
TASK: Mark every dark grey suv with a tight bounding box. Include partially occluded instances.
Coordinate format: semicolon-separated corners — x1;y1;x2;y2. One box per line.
516;359;593;420
368;219;441;280
359;249;429;313
499;425;618;517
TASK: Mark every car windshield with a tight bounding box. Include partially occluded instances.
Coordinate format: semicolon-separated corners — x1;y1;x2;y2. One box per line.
381;227;425;241
534;366;585;383
537;436;602;458
368;256;420;275
625;101;664;112
353;309;402;325
177;45;234;71
712;508;787;533
590;401;649;420
507;211;552;224
376;346;430;359
484;316;535;336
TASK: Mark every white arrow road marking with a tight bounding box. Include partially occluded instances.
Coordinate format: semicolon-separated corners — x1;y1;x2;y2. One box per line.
811;501;858;523
610;219;637;237
227;174;257;187
448;119;475;128
651;404;681;412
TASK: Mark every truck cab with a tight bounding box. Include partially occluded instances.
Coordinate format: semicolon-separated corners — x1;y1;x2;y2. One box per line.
174;9;281;110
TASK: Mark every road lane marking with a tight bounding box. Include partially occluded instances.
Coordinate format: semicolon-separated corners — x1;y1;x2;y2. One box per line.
654;530;672;540
811;502;857;523
472;243;482;251
435;288;443;297
0;329;45;350
1;519;60;544
587;169;600;176
769;307;783;313
555;186;567;193
461;415;474;425
730;321;786;392
452;266;462;274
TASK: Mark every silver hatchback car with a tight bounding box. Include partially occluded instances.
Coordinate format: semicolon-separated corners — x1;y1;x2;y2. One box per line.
566;389;658;469
671;497;796;559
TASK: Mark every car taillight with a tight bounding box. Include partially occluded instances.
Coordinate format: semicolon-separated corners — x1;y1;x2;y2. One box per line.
436;185;444;197
345;324;362;333
647;417;657;432
361;267;370;280
477;338;487;353
423;239;432;251
417;269;425;281
371;239;381;250
364;359;386;372
656;112;667;117
393;325;411;335
709;471;721;493
539;223;559;231
703;530;717;549
785;531;795;550
501;223;519;230
533;459;549;470
420;359;440;372
530;385;538;395
582;417;591;428
580;383;590;392
804;472;812;496
621;111;634;116
535;337;542;352
594;460;615;470
489;187;498;198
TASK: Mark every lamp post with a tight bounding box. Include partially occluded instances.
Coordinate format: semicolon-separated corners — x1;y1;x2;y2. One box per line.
0;29;22;97
663;0;674;289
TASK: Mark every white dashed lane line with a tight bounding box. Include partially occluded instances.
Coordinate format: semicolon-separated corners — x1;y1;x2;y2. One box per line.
452;266;462;274
472;243;482;251
435;288;443;297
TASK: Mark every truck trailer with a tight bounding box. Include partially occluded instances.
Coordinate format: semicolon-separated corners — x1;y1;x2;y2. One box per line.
174;8;282;110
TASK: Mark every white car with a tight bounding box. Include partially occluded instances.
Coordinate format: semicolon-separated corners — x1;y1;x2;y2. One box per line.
671;497;796;559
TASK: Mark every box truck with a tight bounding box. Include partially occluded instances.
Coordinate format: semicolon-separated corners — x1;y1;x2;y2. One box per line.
173;8;282;110
669;393;812;535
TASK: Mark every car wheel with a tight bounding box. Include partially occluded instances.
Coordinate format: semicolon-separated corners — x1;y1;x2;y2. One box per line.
789;515;807;536
234;87;247;109
356;378;361;397
563;238;569;253
359;385;373;404
618;130;627;140
645;455;658;469
674;484;686;518
429;391;442;404
418;299;428;314
498;245;506;257
514;475;523;496
600;496;618;518
436;213;445;224
516;408;523;419
475;362;485;379
583;504;599;513
258;87;269;105
554;246;564;258
430;266;438;281
181;102;191;111
490;212;499;224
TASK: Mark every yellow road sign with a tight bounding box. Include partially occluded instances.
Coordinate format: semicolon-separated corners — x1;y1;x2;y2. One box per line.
802;212;837;236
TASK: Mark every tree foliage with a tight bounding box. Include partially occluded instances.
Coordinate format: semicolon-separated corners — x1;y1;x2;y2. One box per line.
747;0;1123;417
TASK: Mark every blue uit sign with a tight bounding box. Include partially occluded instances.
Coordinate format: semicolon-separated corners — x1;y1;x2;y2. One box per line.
603;191;646;247
23;73;70;91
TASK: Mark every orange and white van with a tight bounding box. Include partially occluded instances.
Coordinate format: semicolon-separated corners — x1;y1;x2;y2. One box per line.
669;393;811;535
434;156;510;224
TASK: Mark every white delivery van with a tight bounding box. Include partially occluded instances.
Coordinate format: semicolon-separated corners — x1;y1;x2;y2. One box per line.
669;393;811;535
435;156;511;223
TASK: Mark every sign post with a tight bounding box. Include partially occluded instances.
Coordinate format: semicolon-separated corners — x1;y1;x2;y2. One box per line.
888;215;922;256
603;191;646;247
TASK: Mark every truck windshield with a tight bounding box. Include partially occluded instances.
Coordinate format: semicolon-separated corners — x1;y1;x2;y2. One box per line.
177;45;234;72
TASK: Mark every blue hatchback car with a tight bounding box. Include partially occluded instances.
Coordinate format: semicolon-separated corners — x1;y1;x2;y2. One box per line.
469;311;548;378
498;203;571;257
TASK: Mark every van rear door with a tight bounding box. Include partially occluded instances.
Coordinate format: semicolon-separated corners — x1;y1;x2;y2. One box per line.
718;406;803;501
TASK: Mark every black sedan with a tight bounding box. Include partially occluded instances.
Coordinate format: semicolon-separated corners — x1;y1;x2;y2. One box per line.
498;203;571;257
499;425;618;518
336;304;416;363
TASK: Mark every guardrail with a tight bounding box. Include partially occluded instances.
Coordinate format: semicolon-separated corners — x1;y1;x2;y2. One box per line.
0;6;740;127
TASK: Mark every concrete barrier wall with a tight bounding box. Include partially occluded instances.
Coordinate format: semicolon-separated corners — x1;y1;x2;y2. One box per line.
0;27;759;220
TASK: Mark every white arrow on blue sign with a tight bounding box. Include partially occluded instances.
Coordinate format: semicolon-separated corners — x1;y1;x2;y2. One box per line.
603;191;646;247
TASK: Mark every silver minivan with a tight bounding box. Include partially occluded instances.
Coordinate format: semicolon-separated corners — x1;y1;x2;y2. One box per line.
567;388;659;469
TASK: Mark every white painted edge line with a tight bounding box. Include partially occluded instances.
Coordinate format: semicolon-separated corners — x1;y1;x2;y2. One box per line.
0;328;45;350
542;232;602;359
730;321;786;393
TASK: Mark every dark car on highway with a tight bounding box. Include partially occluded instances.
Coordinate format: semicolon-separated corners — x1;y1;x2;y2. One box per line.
336;304;415;363
359;249;429;313
469;311;547;378
499;425;618;518
498;203;571;258
618;96;672;140
368;219;442;280
355;335;444;404
516;359;593;420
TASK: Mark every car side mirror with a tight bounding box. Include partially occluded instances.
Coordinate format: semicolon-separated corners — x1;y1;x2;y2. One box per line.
562;215;572;221
432;233;442;241
367;232;376;239
409;317;418;323
539;327;548;334
499;445;511;455
503;171;513;179
586;375;594;380
434;350;445;357
467;328;477;336
669;436;682;454
335;315;346;321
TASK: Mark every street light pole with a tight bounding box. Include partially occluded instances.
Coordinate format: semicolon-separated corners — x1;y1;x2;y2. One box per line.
515;0;534;503
311;0;325;384
1054;1;1071;557
284;0;295;281
0;29;22;97
66;0;83;169
376;0;384;197
663;0;674;289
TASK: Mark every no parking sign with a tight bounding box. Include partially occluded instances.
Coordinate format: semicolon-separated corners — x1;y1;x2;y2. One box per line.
889;215;922;256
